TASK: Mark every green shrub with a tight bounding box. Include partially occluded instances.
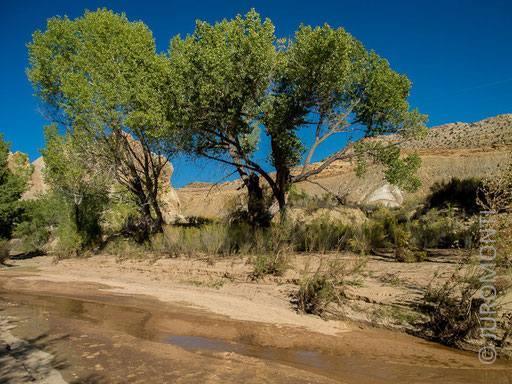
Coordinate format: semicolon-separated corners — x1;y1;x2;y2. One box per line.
295;255;366;316
426;177;483;214
250;249;290;279
349;220;390;253
14;193;63;253
394;227;427;262
103;237;147;261
292;216;352;253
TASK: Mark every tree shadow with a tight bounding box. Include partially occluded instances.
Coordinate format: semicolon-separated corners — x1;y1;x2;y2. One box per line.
0;326;101;383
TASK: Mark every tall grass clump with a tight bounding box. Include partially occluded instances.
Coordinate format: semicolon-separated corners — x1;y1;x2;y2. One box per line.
151;215;358;260
292;215;353;253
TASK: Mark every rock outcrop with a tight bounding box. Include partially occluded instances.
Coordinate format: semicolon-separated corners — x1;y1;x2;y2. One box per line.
10;144;181;222
23;156;47;200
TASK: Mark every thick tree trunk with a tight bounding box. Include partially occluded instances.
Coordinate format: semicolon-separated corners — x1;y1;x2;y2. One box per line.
74;203;82;233
139;202;155;239
247;173;264;218
270;137;291;223
150;197;164;234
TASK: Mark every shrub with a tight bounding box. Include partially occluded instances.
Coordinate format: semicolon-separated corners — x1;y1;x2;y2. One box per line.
295;255;366;316
426;177;483;214
250;248;290;279
349;220;390;254
409;208;478;250
292;216;352;253
394;227;426;262
14;193;62;253
421;265;507;347
103;237;147;261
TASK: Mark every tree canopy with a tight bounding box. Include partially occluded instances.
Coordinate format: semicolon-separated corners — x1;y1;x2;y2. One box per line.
169;10;427;224
28;8;428;229
27;8;175;235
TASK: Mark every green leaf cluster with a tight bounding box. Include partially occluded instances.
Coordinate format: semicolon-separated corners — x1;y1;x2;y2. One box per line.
0;134;29;238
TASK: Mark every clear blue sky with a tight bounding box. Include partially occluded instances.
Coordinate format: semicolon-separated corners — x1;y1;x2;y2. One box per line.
1;0;511;187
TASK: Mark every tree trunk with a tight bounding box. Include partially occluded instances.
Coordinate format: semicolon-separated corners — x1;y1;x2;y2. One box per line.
74;203;82;233
270;137;291;223
246;173;271;227
139;202;155;240
150;196;164;234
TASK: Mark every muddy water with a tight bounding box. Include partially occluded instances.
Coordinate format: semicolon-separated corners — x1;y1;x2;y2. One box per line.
2;290;512;383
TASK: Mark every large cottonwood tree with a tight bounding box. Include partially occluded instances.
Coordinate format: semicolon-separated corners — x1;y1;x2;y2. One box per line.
169;10;428;225
27;9;175;236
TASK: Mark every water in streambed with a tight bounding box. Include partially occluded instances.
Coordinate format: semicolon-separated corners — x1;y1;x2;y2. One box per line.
1;290;511;383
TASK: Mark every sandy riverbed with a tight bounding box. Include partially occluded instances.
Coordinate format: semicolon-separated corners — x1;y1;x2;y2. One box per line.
0;253;511;383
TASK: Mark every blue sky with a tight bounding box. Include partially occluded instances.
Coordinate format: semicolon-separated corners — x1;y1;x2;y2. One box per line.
1;0;511;187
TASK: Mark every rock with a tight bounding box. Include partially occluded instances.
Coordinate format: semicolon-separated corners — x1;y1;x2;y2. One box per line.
365;183;403;207
23;156;47;199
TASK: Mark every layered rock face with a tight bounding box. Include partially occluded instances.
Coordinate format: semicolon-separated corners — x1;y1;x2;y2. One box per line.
23;156;48;200
176;114;512;216
157;160;181;222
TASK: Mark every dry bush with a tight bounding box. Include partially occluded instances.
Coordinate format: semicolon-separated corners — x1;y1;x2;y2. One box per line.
421;162;512;348
295;255;367;316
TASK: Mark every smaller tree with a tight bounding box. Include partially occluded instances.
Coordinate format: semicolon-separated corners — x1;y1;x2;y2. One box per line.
0;134;29;238
41;124;110;248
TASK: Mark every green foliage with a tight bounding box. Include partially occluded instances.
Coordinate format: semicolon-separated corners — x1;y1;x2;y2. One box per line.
41;125;110;248
427;177;483;214
14;193;62;253
394;227;427;262
0;134;29;239
145;215;357;259
169;10;427;222
27;9;168;139
409;208;477;250
267;23;428;179
169;9;274;158
103;237;148;262
27;8;173;235
355;143;423;193
250;250;290;279
292;215;353;253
